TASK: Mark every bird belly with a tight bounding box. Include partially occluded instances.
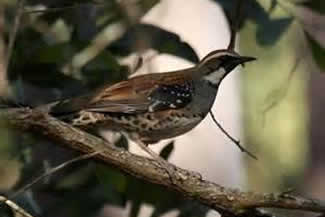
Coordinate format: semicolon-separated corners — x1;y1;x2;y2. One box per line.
67;110;205;144
136;112;203;143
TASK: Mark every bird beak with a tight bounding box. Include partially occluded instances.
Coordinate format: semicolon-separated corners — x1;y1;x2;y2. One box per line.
238;56;256;67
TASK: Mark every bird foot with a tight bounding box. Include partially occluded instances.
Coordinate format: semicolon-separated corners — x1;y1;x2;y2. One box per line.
135;140;179;183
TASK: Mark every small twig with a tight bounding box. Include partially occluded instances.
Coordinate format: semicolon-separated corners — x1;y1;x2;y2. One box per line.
279;187;296;197
6;0;25;71
9;150;102;200
261;57;301;126
24;6;78;14
228;0;245;50
0;195;34;217
209;111;258;160
130;55;143;74
135;139;178;184
23;2;104;14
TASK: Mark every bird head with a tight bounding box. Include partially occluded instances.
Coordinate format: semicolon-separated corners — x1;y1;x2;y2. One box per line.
196;49;256;87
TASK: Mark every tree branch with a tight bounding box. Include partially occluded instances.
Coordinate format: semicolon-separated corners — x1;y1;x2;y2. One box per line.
0;195;34;217
228;0;245;50
0;107;324;217
6;0;25;70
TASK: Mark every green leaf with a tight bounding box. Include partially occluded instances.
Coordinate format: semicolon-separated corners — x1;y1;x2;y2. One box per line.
95;164;127;194
213;0;293;46
138;0;160;16
41;177;114;217
299;0;325;14
34;43;77;64
108;24;199;63
305;32;325;71
212;0;234;12
126;177;208;217
256;17;293;46
248;1;293;46
115;135;129;150
11;63;83;89
159;141;174;160
82;50;129;88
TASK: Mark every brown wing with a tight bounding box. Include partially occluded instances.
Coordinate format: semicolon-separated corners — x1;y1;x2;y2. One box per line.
51;68;195;115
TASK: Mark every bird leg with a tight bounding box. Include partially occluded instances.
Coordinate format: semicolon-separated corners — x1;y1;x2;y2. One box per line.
135;140;177;183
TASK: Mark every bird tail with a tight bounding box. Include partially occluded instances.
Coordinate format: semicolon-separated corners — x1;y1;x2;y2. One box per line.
0;97;28;109
0;96;79;122
35;101;61;114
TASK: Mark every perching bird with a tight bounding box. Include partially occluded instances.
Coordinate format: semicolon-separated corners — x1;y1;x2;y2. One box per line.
49;49;256;172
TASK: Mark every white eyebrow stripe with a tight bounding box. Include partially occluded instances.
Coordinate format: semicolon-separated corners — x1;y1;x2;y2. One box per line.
199;51;237;65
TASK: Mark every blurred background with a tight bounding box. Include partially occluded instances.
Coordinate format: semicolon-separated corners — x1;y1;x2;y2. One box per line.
0;0;324;217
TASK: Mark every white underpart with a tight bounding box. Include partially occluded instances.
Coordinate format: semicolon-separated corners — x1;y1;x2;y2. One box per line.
203;67;226;85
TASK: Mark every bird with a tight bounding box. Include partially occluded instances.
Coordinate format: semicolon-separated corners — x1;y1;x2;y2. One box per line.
48;49;256;175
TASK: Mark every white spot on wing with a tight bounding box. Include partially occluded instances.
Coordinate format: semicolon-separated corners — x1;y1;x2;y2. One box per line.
149;100;162;112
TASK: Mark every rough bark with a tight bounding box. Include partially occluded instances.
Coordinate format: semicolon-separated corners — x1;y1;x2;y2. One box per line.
1;107;324;217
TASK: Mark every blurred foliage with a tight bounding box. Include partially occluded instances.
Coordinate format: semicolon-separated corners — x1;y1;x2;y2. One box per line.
0;0;324;217
159;141;174;160
108;23;199;63
238;0;310;192
96;162;208;217
215;0;293;46
214;0;325;73
299;0;325;14
306;32;325;71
